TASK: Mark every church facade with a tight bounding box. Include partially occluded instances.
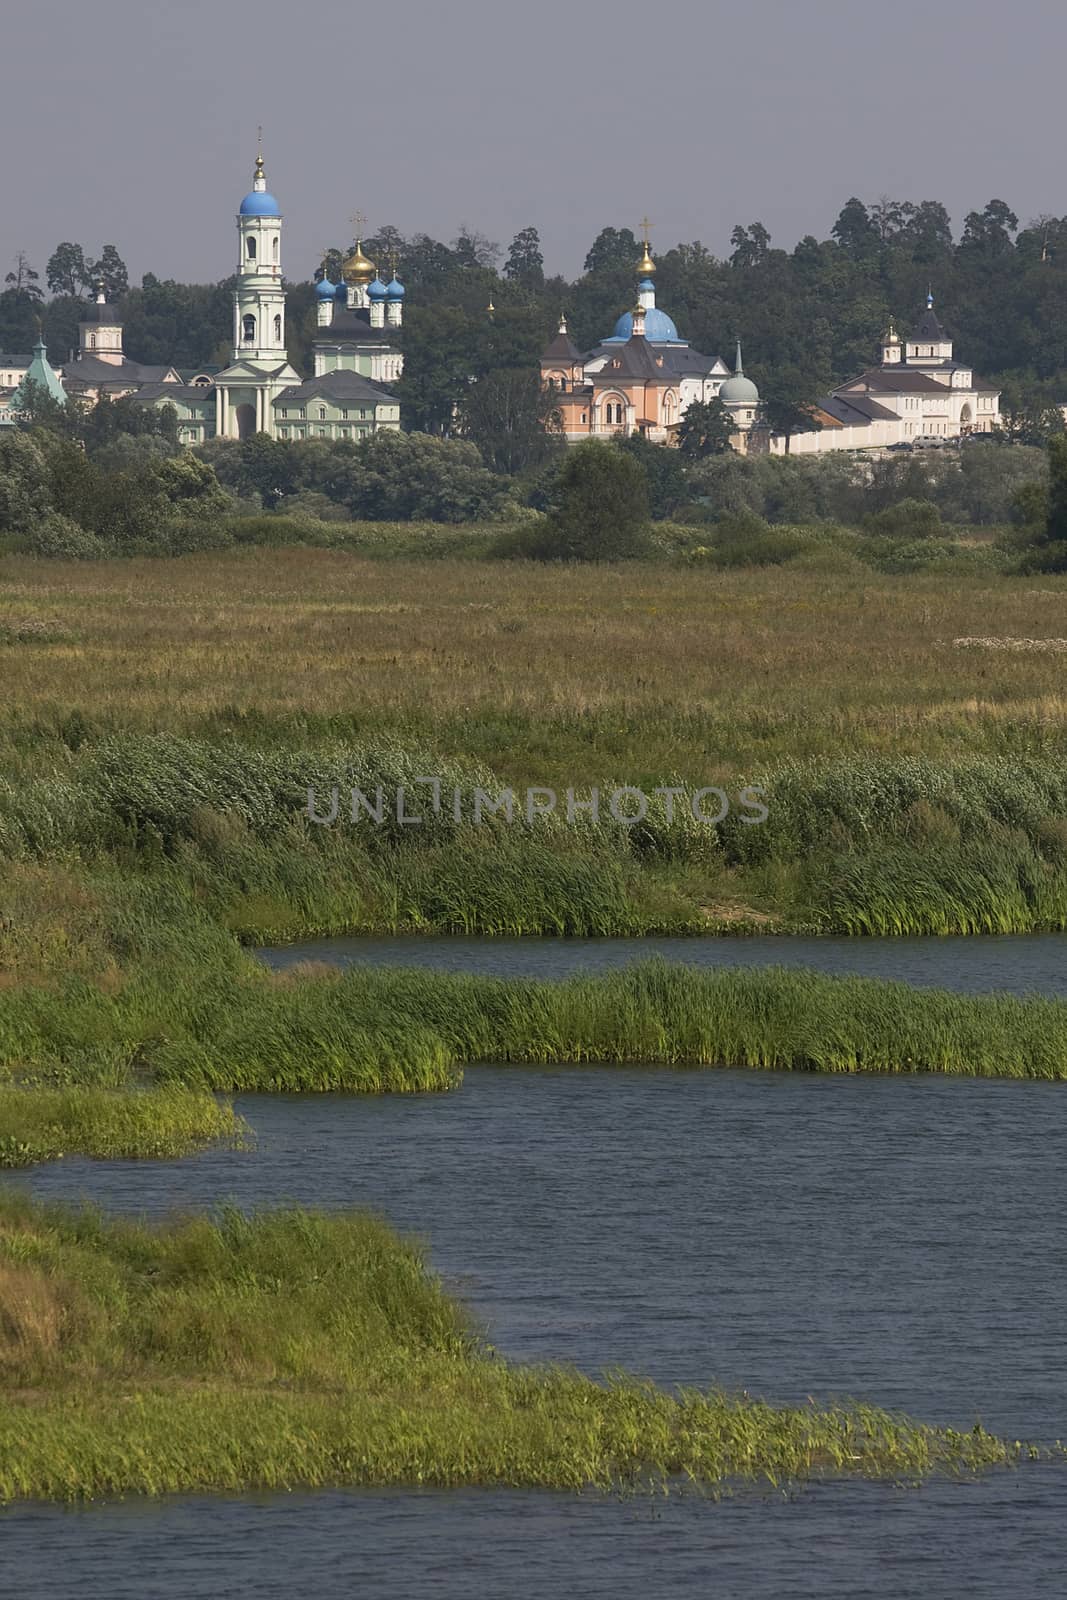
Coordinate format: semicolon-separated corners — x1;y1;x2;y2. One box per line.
540;235;761;447
0;154;405;442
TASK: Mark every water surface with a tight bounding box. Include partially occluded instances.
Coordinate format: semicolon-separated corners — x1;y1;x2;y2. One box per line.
258;931;1067;996
8;1064;1067;1597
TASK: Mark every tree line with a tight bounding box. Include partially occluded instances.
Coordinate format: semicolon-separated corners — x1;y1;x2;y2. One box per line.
5;194;1067;452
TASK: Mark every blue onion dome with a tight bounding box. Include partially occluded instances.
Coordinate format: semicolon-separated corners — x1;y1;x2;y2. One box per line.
334;281;348;302
386;276;405;301
316;276;338;300
638;278;655;292
367;276;389;301
239;189;280;217
610;305;680;342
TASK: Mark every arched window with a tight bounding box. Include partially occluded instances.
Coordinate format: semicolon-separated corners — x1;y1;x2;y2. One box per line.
90;334;96;349
243;314;256;343
247;237;257;260
272;236;279;263
273;314;282;342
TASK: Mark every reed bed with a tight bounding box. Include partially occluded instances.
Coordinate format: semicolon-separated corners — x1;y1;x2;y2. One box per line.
5;857;1067;1090
0;1198;1031;1501
153;962;1067;1090
6;732;1067;935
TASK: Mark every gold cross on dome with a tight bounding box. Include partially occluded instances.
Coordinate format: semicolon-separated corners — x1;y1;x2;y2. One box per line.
639;216;653;245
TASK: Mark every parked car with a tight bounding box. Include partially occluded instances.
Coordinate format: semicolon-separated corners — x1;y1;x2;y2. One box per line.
885;441;913;452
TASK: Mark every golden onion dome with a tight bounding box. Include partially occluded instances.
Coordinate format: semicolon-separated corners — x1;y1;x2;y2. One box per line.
637;241;656;276
343;240;376;285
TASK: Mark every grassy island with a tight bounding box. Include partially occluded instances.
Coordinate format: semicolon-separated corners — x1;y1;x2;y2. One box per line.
0;1198;1032;1502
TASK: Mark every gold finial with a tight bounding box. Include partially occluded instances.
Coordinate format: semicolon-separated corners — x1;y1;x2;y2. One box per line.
637;215;655;277
487;298;495;317
342;214;376;285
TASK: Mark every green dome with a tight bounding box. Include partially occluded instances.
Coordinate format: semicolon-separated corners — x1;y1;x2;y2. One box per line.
719;373;759;404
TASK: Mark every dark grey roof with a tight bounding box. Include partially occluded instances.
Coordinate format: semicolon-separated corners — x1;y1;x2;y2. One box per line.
542;328;581;363
585;339;724;378
909;307;948;341
128;383;215;405
313;309;393;345
274;371;396;406
658;345;728;376
64;355;177;386
819;394;900;425
595;334;674;382
0;353;31;366
841;368;955;396
81;304;121;326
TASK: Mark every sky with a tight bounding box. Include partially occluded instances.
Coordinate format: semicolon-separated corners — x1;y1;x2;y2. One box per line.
4;0;1064;287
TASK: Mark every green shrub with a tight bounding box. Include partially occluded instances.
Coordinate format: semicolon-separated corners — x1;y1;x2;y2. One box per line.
863;497;942;539
24;514;107;561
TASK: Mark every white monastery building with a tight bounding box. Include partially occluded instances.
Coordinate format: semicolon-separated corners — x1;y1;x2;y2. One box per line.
771;294;1002;454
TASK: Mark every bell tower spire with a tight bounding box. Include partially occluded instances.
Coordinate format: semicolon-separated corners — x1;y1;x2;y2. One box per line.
234;143;287;364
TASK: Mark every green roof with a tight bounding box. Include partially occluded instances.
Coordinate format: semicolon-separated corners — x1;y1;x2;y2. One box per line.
10;338;66;410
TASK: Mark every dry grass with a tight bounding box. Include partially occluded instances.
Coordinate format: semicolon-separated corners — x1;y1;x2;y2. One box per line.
3;548;1067;781
0;1264;65;1368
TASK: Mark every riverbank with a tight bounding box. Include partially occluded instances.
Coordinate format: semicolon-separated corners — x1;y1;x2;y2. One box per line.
0;1196;1031;1502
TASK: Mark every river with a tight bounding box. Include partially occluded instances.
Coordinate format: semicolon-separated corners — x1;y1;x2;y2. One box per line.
4;935;1067;1597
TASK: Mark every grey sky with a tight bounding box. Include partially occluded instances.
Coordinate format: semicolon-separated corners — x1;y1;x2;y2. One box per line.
5;0;1062;286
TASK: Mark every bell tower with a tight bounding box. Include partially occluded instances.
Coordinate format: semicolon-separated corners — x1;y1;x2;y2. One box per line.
233;148;287;365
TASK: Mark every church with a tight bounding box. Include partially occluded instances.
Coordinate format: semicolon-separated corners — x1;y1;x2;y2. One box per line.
0;153;406;442
540;231;761;446
771;294;1001;454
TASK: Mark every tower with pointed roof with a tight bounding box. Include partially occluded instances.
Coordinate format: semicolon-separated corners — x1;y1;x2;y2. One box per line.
7;332;66;414
719;340;760;429
903;290;954;367
79;283;124;365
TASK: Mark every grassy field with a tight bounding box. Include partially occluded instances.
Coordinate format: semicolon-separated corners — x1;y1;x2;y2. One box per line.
5;546;1067;938
2;546;1067;780
0;1197;1032;1501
